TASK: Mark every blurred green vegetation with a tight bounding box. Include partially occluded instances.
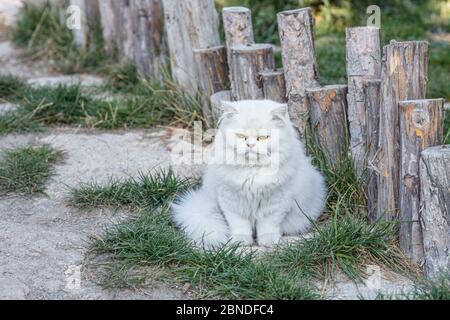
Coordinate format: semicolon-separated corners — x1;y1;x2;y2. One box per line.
11;1;106;73
12;0;450;100
8;1;450;139
217;0;450;100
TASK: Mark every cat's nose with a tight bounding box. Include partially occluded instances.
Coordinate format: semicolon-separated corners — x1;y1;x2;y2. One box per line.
247;143;256;149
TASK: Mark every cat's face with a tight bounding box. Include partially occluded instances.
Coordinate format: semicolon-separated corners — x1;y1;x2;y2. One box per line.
232;128;272;162
216;100;291;166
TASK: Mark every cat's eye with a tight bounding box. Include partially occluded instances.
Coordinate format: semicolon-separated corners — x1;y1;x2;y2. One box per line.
257;136;270;141
235;133;247;140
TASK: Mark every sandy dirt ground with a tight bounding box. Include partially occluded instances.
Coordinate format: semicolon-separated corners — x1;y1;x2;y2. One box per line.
0;129;198;300
0;1;414;300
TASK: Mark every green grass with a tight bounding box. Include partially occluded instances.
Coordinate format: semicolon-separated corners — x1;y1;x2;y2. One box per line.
90;208;318;299
176;244;317;299
268;206;414;282
104;62;142;94
405;273;450;300
20;85;105;125
305;126;366;219
0;75;29;103
70;169;197;210
0;111;41;135
0;144;63;195
0;73;209;134
102;63;211;128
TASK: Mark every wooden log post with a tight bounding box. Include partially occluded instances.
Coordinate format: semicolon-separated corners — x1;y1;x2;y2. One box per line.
260;69;287;103
363;79;382;222
399;98;444;262
307;85;349;167
98;1;165;77
277;7;320;139
116;0;134;60
229;44;275;101
84;0;100;42
193;46;229;119
377;41;429;221
163;0;221;95
210;90;231;123
98;0;133;60
129;0;164;79
419;145;450;278
98;0;119;56
222;7;254;65
345;27;381;176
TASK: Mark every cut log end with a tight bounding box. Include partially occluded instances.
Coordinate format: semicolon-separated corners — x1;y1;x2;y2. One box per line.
222;6;251;13
277;7;313;17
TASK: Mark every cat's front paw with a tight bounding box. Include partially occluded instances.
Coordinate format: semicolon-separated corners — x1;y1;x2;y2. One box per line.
230;234;254;246
258;233;281;248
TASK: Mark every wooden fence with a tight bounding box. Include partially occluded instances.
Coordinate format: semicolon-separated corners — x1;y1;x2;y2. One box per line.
59;0;449;278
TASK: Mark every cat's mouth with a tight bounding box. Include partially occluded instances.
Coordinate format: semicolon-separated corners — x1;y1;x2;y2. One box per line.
244;149;271;156
244;151;269;162
245;150;260;156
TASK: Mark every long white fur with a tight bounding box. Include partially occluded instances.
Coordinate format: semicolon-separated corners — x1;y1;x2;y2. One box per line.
172;100;327;248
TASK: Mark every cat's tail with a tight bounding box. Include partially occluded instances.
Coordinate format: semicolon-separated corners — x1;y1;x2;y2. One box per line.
171;189;229;249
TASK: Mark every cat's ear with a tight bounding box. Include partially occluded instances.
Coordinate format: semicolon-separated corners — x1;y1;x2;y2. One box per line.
271;104;289;126
219;101;238;119
217;101;238;127
220;101;238;115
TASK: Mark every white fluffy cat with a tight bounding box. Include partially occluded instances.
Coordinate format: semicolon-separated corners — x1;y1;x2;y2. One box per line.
172;100;326;248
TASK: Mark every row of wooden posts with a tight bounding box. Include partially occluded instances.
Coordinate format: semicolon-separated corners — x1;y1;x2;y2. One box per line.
59;1;448;278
